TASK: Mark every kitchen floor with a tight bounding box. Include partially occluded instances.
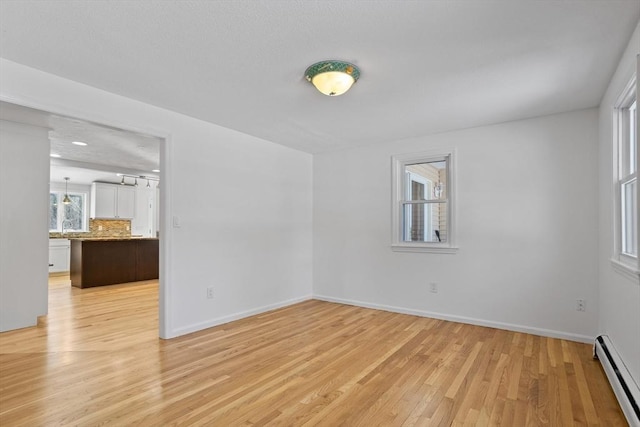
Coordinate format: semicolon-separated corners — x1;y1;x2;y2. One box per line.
40;273;159;349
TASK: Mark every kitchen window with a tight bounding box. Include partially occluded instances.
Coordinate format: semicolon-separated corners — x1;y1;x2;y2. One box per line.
612;75;638;276
49;191;87;232
391;149;457;253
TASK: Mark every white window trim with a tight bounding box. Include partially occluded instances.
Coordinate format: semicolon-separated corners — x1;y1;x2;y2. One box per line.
49;183;90;233
611;74;639;278
391;149;458;253
610;257;640;282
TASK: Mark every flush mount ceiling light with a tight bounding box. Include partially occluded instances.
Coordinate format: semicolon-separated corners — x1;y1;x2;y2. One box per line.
304;60;360;96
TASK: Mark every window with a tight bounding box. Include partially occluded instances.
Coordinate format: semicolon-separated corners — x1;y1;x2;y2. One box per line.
49;191;87;232
613;76;638;273
391;150;457;253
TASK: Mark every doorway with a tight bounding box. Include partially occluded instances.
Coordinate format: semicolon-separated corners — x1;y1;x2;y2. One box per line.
0;100;168;338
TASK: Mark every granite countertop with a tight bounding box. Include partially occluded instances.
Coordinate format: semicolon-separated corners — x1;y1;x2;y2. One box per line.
50;234;158;241
70;237;159;241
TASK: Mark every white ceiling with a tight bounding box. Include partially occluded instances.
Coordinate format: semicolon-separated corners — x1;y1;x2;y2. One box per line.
48;164;159;187
0;1;638;154
47;115;160;173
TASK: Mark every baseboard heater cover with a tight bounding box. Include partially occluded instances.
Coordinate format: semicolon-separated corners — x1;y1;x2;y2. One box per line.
594;335;640;427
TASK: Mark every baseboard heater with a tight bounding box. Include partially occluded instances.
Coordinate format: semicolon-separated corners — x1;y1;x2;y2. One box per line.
594;335;640;427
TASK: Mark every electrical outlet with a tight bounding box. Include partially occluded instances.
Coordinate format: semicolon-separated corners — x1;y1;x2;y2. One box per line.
98;225;103;231
429;282;438;293
576;299;586;312
207;287;214;299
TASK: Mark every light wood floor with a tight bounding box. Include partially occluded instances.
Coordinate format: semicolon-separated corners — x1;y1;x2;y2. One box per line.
0;276;625;426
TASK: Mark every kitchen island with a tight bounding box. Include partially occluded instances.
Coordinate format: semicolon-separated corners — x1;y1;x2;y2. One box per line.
70;238;159;288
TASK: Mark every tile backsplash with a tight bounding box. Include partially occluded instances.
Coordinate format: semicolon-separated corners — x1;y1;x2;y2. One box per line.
49;219;132;239
89;219;132;237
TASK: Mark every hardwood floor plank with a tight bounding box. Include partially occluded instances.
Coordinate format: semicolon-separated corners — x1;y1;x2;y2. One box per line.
445;341;483;399
569;342;600;426
0;276;626;426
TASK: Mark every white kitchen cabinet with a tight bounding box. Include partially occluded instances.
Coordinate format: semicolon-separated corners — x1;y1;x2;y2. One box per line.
49;239;70;273
90;182;136;219
116;186;136;218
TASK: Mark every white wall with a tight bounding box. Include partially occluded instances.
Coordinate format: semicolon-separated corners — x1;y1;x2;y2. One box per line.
314;108;600;342
0;58;313;338
0;120;49;331
50;181;91;194
597;22;640;386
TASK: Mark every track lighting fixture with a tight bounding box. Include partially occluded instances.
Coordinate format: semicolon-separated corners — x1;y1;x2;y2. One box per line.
116;173;160;187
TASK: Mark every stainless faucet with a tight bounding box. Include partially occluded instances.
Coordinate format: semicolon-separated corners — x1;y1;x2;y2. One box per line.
62;219;73;236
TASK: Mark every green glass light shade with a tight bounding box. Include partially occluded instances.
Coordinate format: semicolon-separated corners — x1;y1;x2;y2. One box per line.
305;60;360;96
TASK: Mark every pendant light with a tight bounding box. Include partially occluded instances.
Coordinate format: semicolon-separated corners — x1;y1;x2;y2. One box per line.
134;178;138;187
121;176;126;185
305;60;360;96
146;179;151;188
62;177;71;204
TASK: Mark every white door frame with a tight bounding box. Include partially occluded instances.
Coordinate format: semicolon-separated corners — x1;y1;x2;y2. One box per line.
0;94;172;339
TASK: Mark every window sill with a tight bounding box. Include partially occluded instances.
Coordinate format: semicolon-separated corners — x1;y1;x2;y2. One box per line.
391;244;459;254
610;258;640;283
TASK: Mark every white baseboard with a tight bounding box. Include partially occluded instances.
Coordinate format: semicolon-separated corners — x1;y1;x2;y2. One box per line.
169;294;313;338
595;335;640;427
313;294;594;344
167;293;594;343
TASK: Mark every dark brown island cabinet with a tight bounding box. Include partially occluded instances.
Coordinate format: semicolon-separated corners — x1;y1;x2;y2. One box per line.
70;238;159;288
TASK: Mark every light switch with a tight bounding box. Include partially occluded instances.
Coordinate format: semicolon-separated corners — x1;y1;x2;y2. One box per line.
172;216;181;228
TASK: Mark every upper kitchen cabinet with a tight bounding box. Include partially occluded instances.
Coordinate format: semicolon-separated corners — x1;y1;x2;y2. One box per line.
90;182;136;219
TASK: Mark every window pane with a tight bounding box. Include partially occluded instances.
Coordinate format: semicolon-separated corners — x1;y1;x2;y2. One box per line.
621;178;637;256
63;194;85;231
402;202;447;243
629;100;636;175
49;193;58;231
433;202;448;243
405;160;446;200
